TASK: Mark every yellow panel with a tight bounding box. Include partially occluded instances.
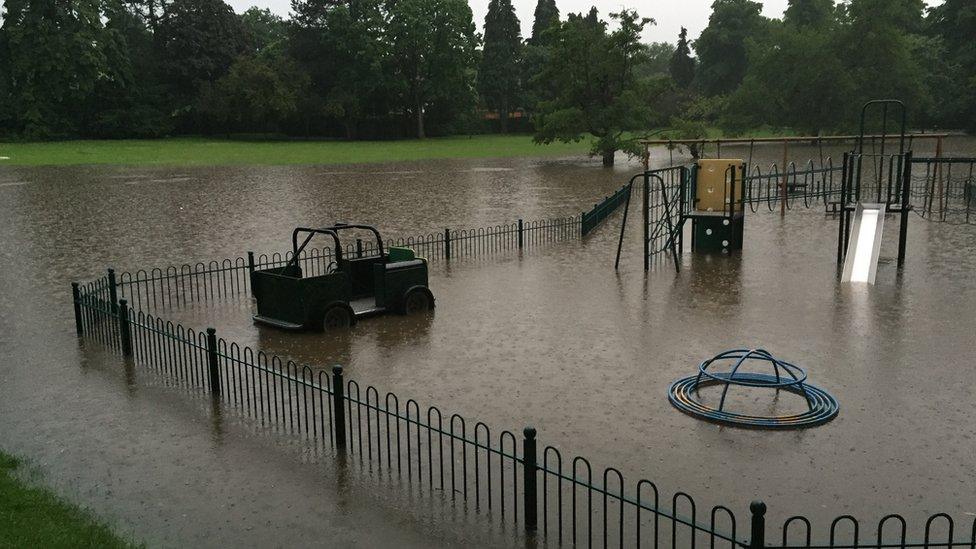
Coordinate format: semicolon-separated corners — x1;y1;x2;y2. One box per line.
696;159;745;213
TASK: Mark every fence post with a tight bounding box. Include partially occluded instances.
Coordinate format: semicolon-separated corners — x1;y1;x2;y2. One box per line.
206;328;221;397
581;211;587;236
107;268;118;315
356;238;364;258
247;251;256;297
749;500;767;548
71;283;83;336
332;365;346;450
523;426;538;532
118;299;133;357
518;219;524;249
444;228;451;260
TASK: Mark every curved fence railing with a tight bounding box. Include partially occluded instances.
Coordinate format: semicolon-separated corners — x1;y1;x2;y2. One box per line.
71;265;976;548
111;215;580;312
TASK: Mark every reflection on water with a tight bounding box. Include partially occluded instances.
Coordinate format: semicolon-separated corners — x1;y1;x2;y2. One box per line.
2;142;976;545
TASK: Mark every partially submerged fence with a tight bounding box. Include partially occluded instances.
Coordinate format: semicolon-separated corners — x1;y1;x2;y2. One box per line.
911;157;975;225
72;262;976;548
582;182;632;236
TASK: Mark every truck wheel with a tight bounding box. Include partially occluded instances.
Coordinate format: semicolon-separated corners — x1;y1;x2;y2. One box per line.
402;289;433;315
322;305;352;331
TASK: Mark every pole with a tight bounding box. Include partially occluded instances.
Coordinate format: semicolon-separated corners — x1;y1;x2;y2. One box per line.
518;219;524;249
749;500;767;548
643;172;650;271
71;283;83;336
206;327;221;397
935;136;943;217
107;268;118;315
332;365;347;450
897;151;912;268
780;141;788;216
247;251;256;297
118;299;133;357
444;228;451;260
522;427;538;532
837;153;849;269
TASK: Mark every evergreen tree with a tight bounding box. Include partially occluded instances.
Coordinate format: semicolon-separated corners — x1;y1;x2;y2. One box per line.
529;0;558;45
478;0;522;132
669;27;695;88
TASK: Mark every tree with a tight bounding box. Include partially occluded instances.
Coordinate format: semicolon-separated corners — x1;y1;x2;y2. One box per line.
669;27;695;88
289;0;390;139
0;0;108;137
241;7;287;58
694;0;768;96
478;0;522;132
639;42;676;79
529;0;558;45
926;0;976;131
783;0;834;28
83;0;172;137
154;0;250;119
388;0;478;138
198;56;306;133
725;21;854;134
835;0;928;128
533;9;655;166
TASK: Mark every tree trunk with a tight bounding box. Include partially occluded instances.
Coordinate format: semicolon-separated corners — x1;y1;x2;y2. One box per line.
416;100;425;139
602;150;615;167
499;101;509;134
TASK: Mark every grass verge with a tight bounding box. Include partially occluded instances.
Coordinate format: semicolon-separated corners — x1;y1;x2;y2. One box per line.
0;450;139;548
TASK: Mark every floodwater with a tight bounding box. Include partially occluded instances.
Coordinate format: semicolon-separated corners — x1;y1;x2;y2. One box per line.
1;137;975;547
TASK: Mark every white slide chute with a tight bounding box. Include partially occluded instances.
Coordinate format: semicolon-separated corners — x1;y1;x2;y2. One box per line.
842;203;887;284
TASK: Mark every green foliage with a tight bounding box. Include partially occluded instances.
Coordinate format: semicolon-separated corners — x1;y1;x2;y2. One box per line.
529;0;559;45
478;0;522;132
155;0;251;127
926;0;976;131
289;0;389;138
639;42;675;79
694;0;768;96
533;9;655;166
0;451;139;548
0;0;108;138
241;7;287;58
388;0;478;138
198;56;306;133
669;27;695;88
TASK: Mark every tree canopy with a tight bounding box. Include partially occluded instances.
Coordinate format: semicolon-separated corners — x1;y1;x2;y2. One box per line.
0;0;973;148
533;9;656;166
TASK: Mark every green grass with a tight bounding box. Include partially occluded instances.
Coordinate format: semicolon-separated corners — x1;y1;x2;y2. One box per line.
0;451;139;549
0;135;594;167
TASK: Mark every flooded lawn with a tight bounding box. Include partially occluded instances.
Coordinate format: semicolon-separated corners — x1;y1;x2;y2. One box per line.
1;139;974;546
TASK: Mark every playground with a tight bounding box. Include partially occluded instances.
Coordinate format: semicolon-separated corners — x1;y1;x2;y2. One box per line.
2;123;976;546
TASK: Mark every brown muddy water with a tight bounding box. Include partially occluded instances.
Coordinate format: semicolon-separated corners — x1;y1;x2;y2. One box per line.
1;139;975;547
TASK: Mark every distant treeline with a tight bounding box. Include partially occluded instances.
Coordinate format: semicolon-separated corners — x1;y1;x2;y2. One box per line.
0;0;972;154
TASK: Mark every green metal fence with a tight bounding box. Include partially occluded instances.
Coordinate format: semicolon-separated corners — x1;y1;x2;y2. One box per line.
70;266;976;548
582;182;633;236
